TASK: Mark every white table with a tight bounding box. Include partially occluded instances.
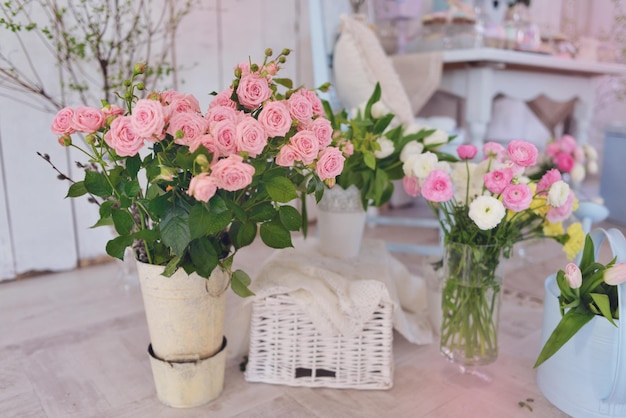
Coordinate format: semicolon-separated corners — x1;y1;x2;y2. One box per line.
414;48;626;147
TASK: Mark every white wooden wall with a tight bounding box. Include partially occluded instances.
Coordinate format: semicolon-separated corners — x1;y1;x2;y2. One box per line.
0;0;314;281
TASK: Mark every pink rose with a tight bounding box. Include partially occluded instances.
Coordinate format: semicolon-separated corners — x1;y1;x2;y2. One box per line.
236;73;272;109
457;144;478;160
188;173;218;202
507;139;538;167
483;141;506;160
276;144;298;167
537;168;562;193
104;116;144;157
546;190;575;223
209;88;238;110
160;90;186;105
205;106;239;127
290;130;319;165
235;115;268;157
311;117;333;148
604;263;626;286
51;107;76;135
264;62;279;76
403;176;421;197
257;101;292;137
72;106;106;133
235;62;251;76
166;112;209;147
564;263;582;289
131;99;166;140
211;154;255;191
211;119;238;155
167;95;202;116
501;183;532;212
315;147;345;180
287;92;314;123
188;134;219;160
555;152;575;173
101;104;125;118
342;141;354;157
299;89;325;117
484;168;514;194
421;169;454;202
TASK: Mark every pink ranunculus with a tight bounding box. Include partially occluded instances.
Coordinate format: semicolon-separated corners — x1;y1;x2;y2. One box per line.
501;183;532;212
311;117;333;148
101;104;125;118
209;88;238;110
537;168;562;193
315;147;345;180
104;116;144;157
51;107;76;135
167;112;209;147
457;144;478;160
604;263;626;285
236;73;272;109
131;99;166;140
211;119;238;155
573;146;585;163
299;88;325;117
507;139;538;167
546;190;575;223
188;173;218;202
421;169;454;202
211;154;255;191
484;168;514;194
564;263;582;289
559;134;578;154
483;141;506;160
257;100;292;137
71;106;106;133
205;106;239;127
555;152;575;173
545;141;561;158
235;115;268;157
276;144;298;167
290;130;320;165
403;176;421;197
287;91;314;124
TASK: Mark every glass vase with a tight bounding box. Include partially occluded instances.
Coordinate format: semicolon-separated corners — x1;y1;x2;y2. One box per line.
439;241;504;368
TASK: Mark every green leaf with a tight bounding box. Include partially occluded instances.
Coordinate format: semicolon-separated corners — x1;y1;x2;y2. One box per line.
111;209;134;235
363;151;376;170
579;235;596;272
189;238;218;278
188;203;232;238
273;78;293;89
99;200;114;218
590;293;617;326
84;170;112;197
230;221;257;249
248;202;278;222
160;204;191;256
124;180;141;198
105;235;134;260
265;176;298;203
364;82;382;118
260;221;293;249
372;113;395;135
163;256;181;277
231;269;255;297
91;216;113;228
66;181;87;198
279;205;302;231
125;154;142;178
534;309;594;368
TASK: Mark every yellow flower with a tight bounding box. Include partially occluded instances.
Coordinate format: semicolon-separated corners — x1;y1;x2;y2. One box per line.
530;194;549;217
563;222;585;260
543;221;564;237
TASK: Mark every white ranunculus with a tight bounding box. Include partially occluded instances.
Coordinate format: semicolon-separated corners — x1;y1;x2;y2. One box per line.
547;180;570;207
411;151;439;180
400;140;424;162
587;160;599;175
374;137;395;159
583;143;598;160
423;128;449;147
570;162;586;183
468;195;506;230
371;101;391;119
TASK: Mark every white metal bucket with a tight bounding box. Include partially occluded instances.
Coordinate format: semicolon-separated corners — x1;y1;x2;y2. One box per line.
536;228;626;417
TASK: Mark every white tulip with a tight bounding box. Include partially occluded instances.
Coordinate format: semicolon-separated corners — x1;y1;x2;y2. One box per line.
423;128;449;147
374;137;395;159
371;101;391;119
400;141;424;162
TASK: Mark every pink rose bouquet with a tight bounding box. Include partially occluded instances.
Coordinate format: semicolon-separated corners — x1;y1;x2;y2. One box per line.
46;49;343;296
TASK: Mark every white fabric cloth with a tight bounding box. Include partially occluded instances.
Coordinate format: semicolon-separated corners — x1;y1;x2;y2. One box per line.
249;238;433;345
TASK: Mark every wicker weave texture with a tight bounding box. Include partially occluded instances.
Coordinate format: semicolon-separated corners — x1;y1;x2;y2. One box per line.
245;294;394;390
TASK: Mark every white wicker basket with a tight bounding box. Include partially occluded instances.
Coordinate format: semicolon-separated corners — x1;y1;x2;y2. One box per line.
244;293;394;390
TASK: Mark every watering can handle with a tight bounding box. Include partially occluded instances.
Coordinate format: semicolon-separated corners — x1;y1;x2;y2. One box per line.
588;228;626;406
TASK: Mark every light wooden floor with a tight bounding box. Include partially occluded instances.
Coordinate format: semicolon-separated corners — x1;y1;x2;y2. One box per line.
2;184;624;417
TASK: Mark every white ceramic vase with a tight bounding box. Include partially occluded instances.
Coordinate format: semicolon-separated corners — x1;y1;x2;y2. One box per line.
317;184;366;259
137;261;229;408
